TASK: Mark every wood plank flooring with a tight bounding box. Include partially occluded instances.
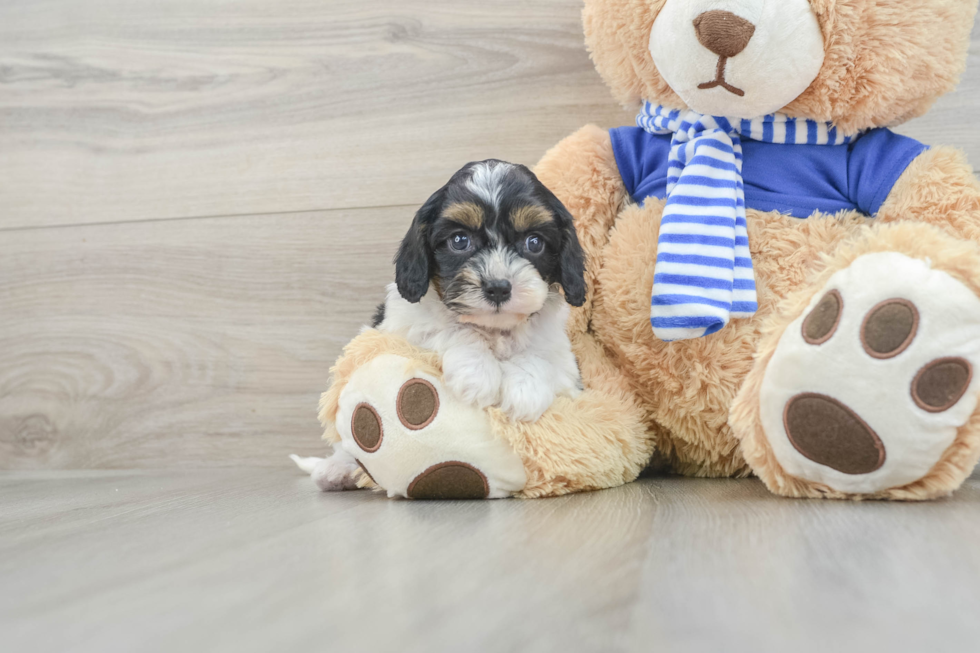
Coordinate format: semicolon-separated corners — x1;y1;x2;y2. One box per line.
3;471;980;653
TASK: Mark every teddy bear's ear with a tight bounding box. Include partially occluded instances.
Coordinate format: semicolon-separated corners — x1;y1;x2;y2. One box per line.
584;0;680;110
786;0;979;133
394;186;445;303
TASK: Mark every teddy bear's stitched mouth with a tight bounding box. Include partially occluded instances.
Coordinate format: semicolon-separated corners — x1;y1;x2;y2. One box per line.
697;56;746;98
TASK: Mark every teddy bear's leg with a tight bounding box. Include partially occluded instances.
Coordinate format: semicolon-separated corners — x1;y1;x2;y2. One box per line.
333;351;651;500
731;222;980;500
317;331;524;499
319;329;653;499
489;385;652;498
329;352;528;499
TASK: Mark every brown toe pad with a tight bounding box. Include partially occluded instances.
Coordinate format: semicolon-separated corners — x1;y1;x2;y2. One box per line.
784;393;886;475
397;379;440;430
351;404;383;453
802;290;843;345
861;298;918;359
407;462;489;500
912;358;973;413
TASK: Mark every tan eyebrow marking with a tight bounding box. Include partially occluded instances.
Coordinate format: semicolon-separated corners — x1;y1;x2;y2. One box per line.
511;204;554;231
442;202;484;229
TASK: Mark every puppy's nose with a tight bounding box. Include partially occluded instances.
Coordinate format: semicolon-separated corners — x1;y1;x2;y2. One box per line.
693;10;756;59
483;279;512;306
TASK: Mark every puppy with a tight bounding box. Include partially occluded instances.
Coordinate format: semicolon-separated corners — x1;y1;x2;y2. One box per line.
294;160;586;491
376;159;586;422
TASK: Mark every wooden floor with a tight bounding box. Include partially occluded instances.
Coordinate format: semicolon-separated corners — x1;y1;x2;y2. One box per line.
3;2;980;650
2;470;980;653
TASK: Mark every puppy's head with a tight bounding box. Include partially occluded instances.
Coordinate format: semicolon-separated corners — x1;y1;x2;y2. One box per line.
395;160;586;330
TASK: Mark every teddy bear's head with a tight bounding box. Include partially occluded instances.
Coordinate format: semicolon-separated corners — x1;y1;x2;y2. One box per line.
584;0;978;134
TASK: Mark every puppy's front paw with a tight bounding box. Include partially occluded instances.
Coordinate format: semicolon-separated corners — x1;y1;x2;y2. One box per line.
443;346;502;408
499;361;556;422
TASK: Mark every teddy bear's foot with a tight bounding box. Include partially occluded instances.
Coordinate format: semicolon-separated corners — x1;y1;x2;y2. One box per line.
755;251;980;498
332;354;527;499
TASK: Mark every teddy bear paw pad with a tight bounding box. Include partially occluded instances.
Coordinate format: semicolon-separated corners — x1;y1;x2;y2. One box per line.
333;354;526;499
407;462;489;500
351;404;383;452
760;252;980;494
396;379;439;429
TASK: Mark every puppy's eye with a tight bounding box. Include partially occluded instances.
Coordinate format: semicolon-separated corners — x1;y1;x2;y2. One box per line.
449;233;471;252
525;234;545;254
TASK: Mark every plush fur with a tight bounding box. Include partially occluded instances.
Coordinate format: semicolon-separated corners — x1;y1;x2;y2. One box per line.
316;329;651;498
317;0;980;501
317;330;444;490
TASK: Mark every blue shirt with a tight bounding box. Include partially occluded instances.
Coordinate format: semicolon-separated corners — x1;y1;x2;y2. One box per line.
609;126;928;219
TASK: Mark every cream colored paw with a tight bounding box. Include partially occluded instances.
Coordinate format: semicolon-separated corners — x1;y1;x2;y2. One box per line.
760;252;980;494
442;347;502;408
499;361;555;423
334;354;527;499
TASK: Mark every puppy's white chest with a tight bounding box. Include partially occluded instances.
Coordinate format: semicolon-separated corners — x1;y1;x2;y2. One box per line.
480;328;527;361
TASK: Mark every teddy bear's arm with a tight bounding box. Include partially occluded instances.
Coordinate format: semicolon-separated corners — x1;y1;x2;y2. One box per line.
533;124;644;389
524;125;661;494
534;125;628;316
876;146;980;244
533;125;648;396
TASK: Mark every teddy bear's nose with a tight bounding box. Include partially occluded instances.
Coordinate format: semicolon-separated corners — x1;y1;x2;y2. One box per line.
693;10;757;59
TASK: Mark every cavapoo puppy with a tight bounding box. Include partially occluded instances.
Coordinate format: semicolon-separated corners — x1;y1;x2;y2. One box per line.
294;160;586;491
377;159;586;420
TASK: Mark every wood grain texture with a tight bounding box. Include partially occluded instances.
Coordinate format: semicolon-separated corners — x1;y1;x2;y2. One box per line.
1;5;977;231
0;207;404;468
2;471;979;653
0;0;634;229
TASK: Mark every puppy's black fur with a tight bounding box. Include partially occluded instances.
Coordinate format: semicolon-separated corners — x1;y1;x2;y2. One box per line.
393;160;586;309
371;302;386;328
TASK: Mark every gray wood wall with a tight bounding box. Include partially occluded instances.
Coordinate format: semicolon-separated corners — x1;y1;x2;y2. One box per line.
2;2;979;469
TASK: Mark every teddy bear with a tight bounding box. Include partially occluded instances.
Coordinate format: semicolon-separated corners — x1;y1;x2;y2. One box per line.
313;0;980;501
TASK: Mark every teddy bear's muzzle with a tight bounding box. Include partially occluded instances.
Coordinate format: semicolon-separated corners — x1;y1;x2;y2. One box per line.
693;10;756;97
693;10;755;59
647;0;827;119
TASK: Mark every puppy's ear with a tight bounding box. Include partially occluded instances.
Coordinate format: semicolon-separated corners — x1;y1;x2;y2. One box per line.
394;186;445;303
538;184;586;307
558;219;587;307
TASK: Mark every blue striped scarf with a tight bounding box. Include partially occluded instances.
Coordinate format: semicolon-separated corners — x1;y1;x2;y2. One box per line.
637;103;856;341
